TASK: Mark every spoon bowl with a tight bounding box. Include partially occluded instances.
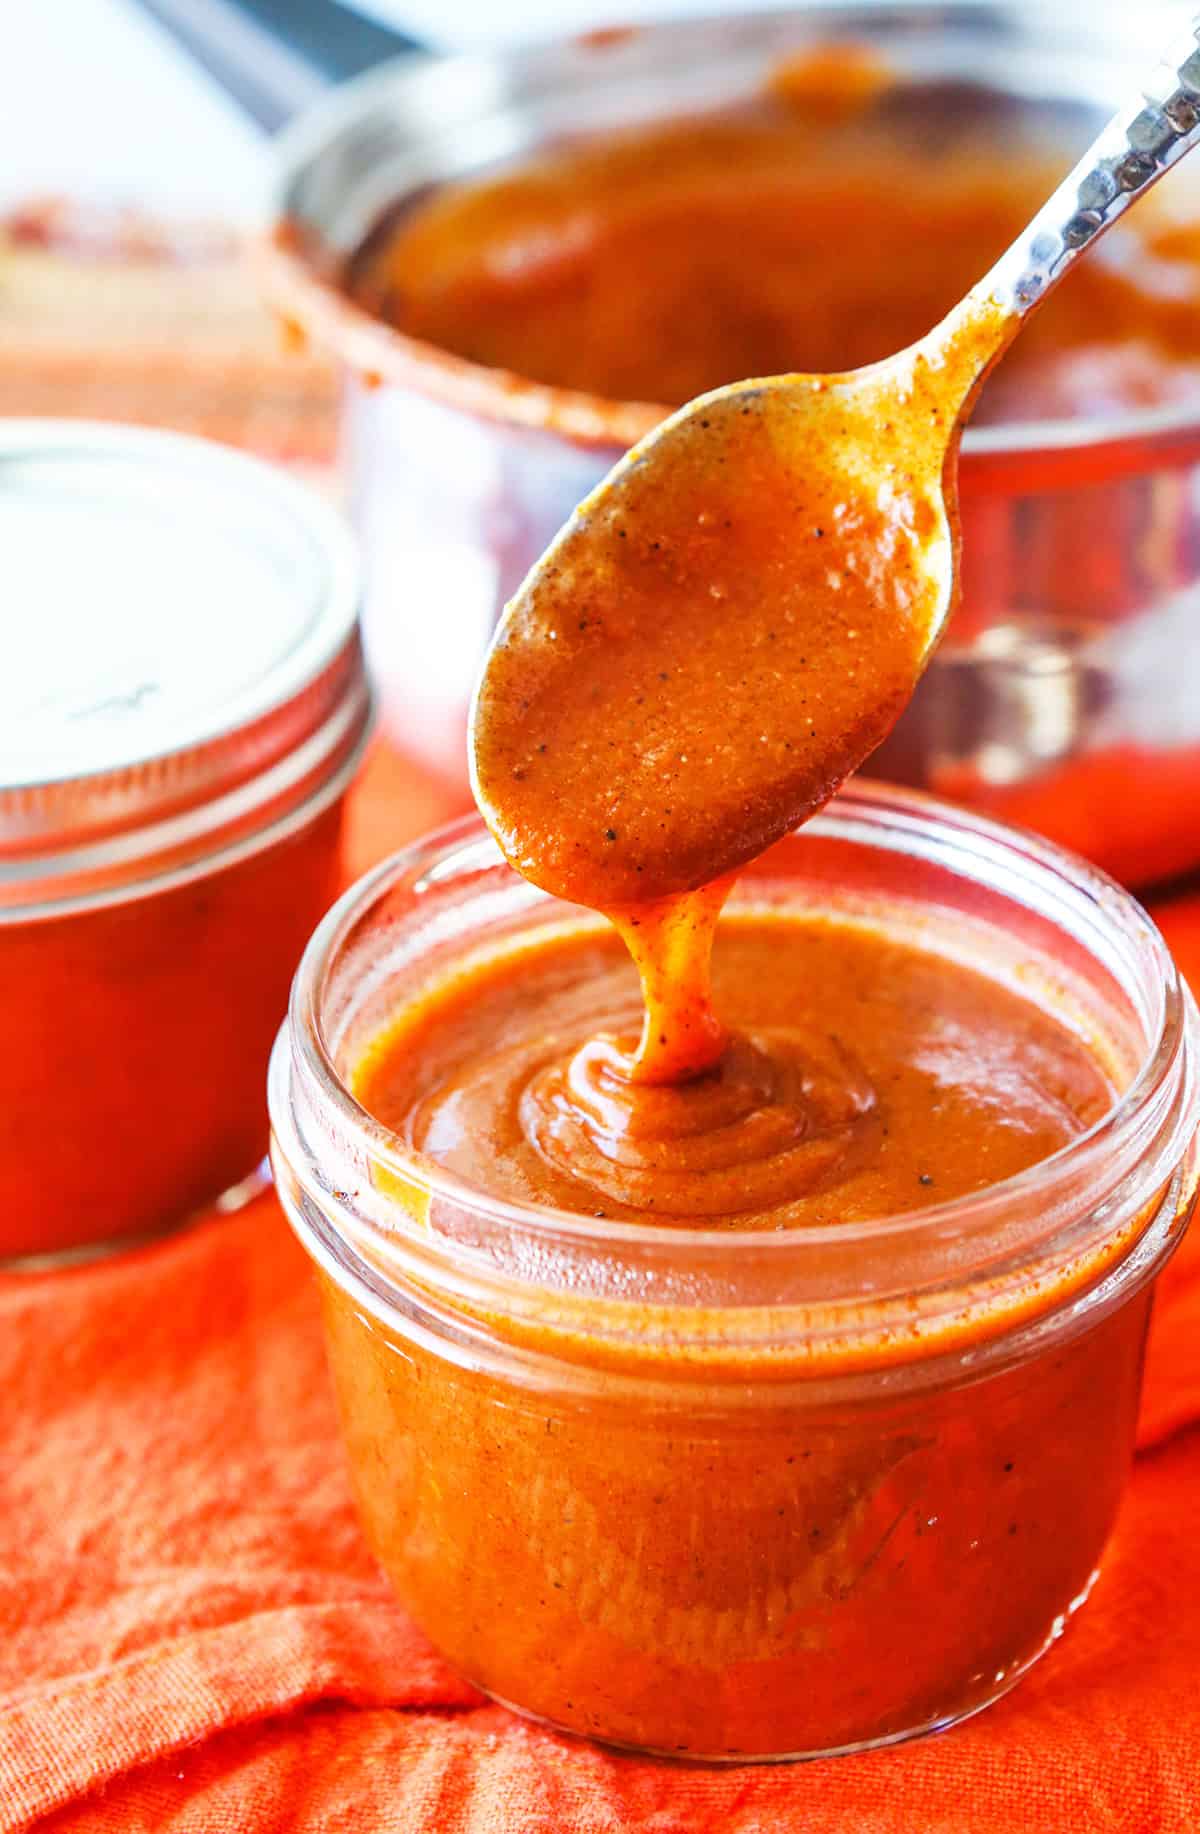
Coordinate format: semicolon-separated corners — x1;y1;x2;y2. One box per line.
471;298;1011;907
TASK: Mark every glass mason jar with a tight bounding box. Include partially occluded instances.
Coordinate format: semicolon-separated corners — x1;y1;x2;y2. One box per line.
1;423;371;1266
269;783;1200;1761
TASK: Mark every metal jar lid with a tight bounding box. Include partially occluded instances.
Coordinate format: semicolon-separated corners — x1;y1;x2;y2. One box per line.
1;422;372;916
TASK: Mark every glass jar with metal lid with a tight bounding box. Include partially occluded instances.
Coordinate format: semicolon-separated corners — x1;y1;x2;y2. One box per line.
0;422;371;1266
269;786;1200;1761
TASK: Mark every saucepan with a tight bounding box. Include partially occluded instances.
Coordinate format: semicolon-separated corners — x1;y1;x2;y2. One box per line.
142;0;1200;886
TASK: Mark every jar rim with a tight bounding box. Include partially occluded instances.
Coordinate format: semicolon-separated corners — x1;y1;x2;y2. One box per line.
281;781;1197;1256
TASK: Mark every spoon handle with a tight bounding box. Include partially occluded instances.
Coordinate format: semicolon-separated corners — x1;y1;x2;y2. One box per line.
982;16;1200;316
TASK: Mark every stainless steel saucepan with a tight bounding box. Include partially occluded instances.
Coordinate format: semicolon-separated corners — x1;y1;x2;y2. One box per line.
143;1;1200;886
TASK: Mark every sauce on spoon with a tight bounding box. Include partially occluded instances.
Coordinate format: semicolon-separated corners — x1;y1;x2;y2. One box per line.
471;294;1018;1080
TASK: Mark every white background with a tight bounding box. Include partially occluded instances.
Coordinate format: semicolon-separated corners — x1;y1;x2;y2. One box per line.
7;2;265;219
5;0;744;221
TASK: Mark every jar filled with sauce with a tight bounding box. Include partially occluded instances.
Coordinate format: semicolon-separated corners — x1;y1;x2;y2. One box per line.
1;423;371;1266
270;784;1200;1761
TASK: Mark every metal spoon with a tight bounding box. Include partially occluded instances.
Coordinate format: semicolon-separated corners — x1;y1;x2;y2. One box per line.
471;18;1200;914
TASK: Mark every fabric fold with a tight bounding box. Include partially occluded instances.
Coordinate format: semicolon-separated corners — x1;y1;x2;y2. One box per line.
0;1605;480;1834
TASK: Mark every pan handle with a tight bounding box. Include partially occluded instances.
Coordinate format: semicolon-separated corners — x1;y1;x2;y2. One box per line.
131;0;422;133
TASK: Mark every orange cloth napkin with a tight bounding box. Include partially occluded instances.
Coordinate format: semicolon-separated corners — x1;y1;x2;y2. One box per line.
0;742;1197;1834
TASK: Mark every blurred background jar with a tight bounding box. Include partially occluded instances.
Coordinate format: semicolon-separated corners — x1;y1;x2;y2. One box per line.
0;422;370;1265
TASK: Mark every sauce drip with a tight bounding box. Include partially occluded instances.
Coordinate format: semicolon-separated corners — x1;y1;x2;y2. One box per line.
356;918;1111;1228
607;876;734;1082
471;296;1017;1108
520;1026;877;1217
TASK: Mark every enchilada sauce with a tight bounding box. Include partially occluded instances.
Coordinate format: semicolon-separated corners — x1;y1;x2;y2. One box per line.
347;102;1200;424
0;808;343;1262
341;855;1131;1758
358;283;1090;1229
335;93;1144;1757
